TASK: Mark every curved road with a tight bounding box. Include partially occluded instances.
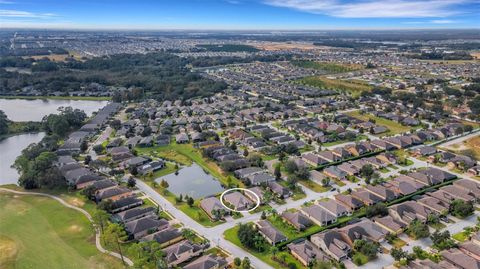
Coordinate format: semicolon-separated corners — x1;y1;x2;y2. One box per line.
0;188;134;267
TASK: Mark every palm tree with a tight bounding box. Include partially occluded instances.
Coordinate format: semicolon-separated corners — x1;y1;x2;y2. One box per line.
270;246;279;258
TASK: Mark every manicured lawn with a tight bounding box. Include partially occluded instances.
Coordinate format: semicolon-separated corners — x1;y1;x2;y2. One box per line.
429;222;446;230
223;226;305;269
333;179;346;187
346;111;412;135
149;162;177;179
0;192;124;269
267;214;320;240
453;231;469;242
389;238;407;248
352;252;370;266
298;180;331;193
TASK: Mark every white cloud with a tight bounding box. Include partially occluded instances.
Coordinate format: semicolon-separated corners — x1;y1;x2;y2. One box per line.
430;19;456;23
0;9;57;19
0;1;15;4
264;0;471;18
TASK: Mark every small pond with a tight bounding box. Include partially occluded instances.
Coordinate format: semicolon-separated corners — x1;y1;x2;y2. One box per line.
155;163;224;199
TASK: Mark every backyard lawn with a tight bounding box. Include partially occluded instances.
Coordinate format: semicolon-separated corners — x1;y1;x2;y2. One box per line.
298;180;331;193
346;111;413;136
223;225;305;269
145;182;220;227
0;192;124;269
452;231;469;242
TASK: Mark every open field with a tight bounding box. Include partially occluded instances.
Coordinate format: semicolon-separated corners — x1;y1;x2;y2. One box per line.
23;53;82;62
0;192;124;269
441;135;480;160
0;95;111;101
418;59;479;64
253;42;321;51
346;110;412;135
297;76;372;97
291;60;363;73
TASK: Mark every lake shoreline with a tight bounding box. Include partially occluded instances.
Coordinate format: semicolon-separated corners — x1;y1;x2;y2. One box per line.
0;95;111;101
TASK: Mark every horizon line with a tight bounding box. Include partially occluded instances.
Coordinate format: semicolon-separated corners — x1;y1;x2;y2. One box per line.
2;27;480;32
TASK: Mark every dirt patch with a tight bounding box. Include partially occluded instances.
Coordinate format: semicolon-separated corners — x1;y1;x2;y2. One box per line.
471;52;480;59
68;197;85;208
67;224;84;233
0;235;18;267
253;42;325;51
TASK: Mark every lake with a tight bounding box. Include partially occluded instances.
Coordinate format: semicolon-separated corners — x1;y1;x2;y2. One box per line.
155;163;225;199
0;132;45;185
0;98;109;122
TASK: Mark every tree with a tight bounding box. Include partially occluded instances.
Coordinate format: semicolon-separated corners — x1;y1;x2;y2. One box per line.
450;199;474;218
284;160;298;174
271;246;278;258
92;210;110;237
160;179;169;188
0;110;9;135
353;239;379;258
234;257;242;267
93;144;104;154
365;203;388;218
127;177;136;188
84;155;92;165
237;223;264;251
274;165;282;180
128;241;165;268
241;257;251;269
294;166;310;181
110;119;121;130
80;140;88;152
284;143;299;155
468;95;480;115
360;164;374;179
247;154;264;167
187;197;194;207
407;219;430;239
321;177;331;187
430;230;456;250
103;223;128;264
261;211;267;220
391;248;407;261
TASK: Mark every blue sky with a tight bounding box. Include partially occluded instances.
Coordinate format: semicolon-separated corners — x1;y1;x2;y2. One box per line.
0;0;479;29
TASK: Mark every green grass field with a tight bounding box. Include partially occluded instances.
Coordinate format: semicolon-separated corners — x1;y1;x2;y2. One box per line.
297;76;372;97
223;225;305;269
0;192;124;269
346;111;412;136
452;231;469;242
291;60;363;73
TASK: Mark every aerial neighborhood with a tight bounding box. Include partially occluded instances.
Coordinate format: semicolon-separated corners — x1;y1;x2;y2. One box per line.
1;29;480;269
